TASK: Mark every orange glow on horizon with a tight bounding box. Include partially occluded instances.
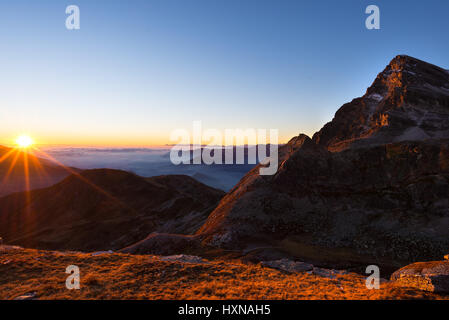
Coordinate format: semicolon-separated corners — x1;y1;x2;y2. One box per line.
1;131;294;148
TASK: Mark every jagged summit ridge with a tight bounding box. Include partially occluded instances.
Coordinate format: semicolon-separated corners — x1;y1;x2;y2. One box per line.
312;55;449;151
367;55;449;102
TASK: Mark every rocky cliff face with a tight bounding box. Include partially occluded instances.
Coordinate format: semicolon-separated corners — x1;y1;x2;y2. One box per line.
197;56;449;268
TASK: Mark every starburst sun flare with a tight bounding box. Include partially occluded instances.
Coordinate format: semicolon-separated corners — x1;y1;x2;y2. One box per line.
15;135;34;149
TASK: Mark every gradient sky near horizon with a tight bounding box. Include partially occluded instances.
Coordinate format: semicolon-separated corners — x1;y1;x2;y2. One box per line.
1;0;448;147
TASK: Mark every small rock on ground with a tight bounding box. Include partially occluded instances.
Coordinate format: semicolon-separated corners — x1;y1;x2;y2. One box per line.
91;250;114;256
159;255;206;264
14;292;37;300
0;245;22;253
261;259;313;273
312;267;350;279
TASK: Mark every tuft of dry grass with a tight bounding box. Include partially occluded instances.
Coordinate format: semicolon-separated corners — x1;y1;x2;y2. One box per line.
0;247;447;300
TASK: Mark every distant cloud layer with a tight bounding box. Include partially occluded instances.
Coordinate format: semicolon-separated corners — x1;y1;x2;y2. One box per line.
41;147;254;191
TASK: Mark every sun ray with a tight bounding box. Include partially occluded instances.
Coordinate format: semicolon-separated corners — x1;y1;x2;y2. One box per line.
23;150;33;219
31;147;131;210
1;143;134;214
23;150;31;192
27;148;49;180
1;149;21;185
0;148;16;165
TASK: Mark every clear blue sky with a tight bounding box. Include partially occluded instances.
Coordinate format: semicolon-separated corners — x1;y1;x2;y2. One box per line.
1;0;448;146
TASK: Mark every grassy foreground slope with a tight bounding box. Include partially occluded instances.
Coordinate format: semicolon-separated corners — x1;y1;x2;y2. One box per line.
0;247;447;300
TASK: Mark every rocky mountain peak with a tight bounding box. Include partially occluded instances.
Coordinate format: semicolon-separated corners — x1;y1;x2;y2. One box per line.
313;55;449;151
367;55;449;104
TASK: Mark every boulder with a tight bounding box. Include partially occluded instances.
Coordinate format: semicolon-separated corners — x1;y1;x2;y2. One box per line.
391;261;449;293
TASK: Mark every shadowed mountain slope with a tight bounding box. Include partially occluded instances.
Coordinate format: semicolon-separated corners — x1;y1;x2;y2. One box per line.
0;146;76;197
0;169;224;251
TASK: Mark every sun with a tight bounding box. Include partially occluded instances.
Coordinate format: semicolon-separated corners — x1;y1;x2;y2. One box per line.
15;135;34;149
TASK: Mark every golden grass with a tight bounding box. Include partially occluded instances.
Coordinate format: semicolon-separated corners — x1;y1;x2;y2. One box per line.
0;247;447;300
